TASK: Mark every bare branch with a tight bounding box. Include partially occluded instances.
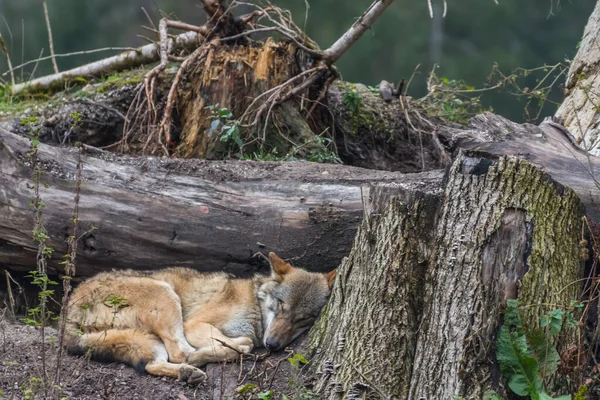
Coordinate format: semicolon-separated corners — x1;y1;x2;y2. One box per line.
3;47;137;78
321;0;394;64
11;30;204;94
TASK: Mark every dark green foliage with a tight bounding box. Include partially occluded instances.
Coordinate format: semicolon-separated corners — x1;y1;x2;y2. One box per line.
496;299;576;400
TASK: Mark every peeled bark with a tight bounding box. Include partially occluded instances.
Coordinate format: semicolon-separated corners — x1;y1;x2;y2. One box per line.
309;150;584;399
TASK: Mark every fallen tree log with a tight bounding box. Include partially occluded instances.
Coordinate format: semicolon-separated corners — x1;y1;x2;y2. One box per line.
309;150;585;399
0;126;442;279
3;92;600;283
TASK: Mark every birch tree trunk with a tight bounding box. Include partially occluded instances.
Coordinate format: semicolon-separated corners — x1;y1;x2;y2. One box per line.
309;150;584;399
555;0;600;154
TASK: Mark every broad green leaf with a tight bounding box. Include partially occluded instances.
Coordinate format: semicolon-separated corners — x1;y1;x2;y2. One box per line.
234;136;243;148
504;299;522;329
527;329;560;376
541;309;565;335
497;326;538;396
208;119;221;137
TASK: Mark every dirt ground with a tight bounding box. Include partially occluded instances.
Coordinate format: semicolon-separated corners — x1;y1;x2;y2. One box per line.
0;320;318;400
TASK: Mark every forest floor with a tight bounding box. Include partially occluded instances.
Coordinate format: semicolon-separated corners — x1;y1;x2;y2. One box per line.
0;320;317;400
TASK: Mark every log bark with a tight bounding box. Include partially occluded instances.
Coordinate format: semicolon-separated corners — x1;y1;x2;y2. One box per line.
0;126;442;279
309;150;584;399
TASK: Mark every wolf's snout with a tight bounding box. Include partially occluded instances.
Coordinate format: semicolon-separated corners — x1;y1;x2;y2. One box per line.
264;337;281;351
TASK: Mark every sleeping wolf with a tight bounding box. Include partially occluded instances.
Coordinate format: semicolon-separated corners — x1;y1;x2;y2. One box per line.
65;252;335;384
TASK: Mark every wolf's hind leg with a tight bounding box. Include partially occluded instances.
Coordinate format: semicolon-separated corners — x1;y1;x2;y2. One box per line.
184;321;254;367
136;281;196;363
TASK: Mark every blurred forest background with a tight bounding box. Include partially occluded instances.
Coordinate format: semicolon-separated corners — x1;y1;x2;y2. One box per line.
0;0;594;122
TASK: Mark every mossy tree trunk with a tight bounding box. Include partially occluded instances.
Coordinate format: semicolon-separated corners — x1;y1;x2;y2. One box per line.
309;150;584;399
555;0;600;154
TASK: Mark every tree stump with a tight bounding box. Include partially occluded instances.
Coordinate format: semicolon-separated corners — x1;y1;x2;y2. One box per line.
309;150;584;399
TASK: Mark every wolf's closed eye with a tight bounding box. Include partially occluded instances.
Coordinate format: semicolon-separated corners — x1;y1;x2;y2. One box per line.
269;299;284;312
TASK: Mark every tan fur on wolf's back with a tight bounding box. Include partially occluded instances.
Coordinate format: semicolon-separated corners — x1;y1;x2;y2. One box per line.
64;252;335;384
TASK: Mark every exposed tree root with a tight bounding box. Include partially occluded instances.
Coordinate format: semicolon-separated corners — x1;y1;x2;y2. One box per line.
11;0;397;158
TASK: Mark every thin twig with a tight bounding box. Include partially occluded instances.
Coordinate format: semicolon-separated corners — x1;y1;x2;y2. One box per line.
210;337;244;355
30;48;45;82
42;0;59;73
141;7;158;39
0;34;15;85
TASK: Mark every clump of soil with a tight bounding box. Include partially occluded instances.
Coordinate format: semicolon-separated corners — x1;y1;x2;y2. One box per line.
0;320;317;400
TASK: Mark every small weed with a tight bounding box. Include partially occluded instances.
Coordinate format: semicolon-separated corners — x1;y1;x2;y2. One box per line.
343;86;362;114
257;390;274;400
574;384;587;400
287;353;309;370
19;377;42;400
245;134;341;164
206;104;244;152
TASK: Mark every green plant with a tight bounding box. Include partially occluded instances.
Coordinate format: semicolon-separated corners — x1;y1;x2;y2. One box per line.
483;390;504;400
287;353;309;370
343;86;362;114
574;384;587;400
19;377;42;400
21;271;58;327
496;299;577;400
245;134;341;164
206;104;243;152
21;115;59;398
257;390;274;400
419;73;489;125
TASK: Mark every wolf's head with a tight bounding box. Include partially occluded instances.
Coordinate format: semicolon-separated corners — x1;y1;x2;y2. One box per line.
258;252;336;351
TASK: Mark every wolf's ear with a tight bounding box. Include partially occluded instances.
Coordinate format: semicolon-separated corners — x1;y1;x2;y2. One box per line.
269;252;292;282
323;270;336;289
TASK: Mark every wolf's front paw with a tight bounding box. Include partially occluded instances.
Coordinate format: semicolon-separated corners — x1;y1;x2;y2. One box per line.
232;336;254;353
178;365;207;385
